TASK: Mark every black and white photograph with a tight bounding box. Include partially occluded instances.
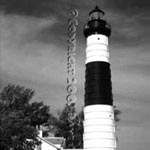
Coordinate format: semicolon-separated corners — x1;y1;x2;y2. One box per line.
0;0;150;150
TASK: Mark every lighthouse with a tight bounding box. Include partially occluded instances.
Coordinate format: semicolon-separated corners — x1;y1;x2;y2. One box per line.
83;6;117;150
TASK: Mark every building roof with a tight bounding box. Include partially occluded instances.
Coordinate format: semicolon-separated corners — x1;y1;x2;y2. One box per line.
38;136;59;149
38;136;65;149
44;137;65;145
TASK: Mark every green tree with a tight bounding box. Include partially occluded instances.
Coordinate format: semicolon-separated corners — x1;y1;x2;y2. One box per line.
0;84;50;150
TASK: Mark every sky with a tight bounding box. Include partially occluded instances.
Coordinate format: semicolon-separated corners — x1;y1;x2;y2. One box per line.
0;0;150;149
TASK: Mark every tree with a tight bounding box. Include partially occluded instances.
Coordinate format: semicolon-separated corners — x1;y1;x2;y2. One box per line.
54;105;83;148
114;106;121;122
28;102;50;128
54;105;121;148
71;110;83;148
0;84;50;150
54;104;76;148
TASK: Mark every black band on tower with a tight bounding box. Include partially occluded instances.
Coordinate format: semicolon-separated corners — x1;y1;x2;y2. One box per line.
85;61;113;106
84;19;111;38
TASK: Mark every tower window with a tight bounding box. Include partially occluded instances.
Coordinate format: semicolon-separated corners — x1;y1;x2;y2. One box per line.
89;12;103;20
89;6;105;21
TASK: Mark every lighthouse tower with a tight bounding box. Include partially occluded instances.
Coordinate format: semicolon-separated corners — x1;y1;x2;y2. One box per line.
83;6;116;150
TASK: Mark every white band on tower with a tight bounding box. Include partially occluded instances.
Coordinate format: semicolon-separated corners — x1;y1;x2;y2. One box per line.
84;105;116;150
86;34;109;64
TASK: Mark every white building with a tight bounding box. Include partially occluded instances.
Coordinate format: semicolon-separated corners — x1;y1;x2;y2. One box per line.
35;130;65;150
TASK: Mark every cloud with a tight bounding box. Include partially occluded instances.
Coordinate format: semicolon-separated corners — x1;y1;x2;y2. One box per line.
118;124;150;150
0;0;58;17
0;0;83;18
0;14;58;45
1;0;150;48
105;0;150;14
0;13;66;110
107;11;150;47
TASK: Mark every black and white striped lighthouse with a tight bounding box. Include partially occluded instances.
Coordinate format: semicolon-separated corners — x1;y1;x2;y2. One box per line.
83;6;117;150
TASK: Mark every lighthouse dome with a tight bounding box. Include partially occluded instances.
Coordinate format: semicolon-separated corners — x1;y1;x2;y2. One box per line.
89;6;105;20
83;6;111;37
